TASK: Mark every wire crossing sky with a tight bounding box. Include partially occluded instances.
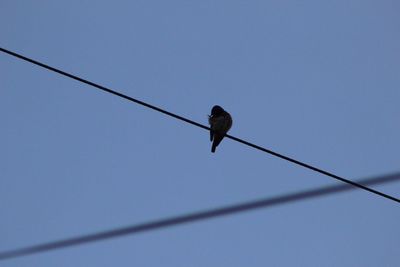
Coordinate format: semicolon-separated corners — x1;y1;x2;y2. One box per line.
1;47;399;204
0;172;398;261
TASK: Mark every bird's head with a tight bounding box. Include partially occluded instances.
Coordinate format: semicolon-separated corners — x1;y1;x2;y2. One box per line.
211;105;224;116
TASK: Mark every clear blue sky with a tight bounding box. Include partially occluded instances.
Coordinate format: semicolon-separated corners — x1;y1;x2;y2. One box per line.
1;1;399;266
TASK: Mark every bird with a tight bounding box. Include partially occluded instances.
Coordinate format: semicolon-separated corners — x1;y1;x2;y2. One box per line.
208;105;232;153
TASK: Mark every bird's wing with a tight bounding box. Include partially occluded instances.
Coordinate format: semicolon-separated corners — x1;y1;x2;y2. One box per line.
223;112;232;132
209;116;227;132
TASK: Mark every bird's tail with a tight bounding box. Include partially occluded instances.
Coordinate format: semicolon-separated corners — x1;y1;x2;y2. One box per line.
211;144;217;153
211;134;223;153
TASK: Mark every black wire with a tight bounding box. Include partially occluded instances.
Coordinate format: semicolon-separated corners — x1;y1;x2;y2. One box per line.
0;172;399;261
1;47;399;204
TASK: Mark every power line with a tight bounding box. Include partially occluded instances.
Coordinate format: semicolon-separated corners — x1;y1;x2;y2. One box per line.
0;172;399;261
1;47;399;204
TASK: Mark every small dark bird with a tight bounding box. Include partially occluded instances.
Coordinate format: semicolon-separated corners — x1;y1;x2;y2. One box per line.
208;105;232;153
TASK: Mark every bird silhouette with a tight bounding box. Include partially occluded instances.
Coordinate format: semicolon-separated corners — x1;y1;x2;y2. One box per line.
208;105;232;153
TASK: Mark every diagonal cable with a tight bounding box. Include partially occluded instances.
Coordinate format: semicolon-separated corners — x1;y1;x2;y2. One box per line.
0;47;399;203
0;172;399;261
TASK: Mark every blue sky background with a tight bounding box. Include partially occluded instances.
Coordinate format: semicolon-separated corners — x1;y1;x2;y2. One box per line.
1;1;399;266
